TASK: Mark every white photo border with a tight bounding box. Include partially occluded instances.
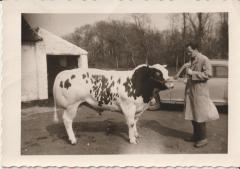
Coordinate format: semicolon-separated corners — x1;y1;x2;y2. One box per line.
2;0;240;167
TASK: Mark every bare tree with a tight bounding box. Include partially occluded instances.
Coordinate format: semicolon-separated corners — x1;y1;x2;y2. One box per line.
131;13;151;30
187;13;211;49
218;13;228;59
130;14;151;64
63;13;227;69
169;14;181;71
182;13;187;64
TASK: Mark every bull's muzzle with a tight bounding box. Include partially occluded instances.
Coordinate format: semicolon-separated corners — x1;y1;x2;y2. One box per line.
166;82;174;89
165;77;174;89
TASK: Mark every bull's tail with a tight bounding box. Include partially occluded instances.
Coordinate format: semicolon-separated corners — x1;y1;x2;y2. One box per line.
53;97;59;123
53;80;59;123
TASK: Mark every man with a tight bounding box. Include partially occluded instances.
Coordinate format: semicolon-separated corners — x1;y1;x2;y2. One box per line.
184;43;219;148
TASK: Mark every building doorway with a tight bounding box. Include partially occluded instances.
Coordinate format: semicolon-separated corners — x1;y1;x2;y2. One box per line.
47;55;79;97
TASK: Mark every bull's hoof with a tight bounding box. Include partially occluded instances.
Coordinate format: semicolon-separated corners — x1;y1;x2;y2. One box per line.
129;139;138;144
69;138;77;145
135;133;141;139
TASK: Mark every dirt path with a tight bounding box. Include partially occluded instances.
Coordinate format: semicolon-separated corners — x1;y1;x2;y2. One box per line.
21;105;227;154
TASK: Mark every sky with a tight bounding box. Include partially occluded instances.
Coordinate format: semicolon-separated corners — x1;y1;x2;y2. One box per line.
23;13;171;37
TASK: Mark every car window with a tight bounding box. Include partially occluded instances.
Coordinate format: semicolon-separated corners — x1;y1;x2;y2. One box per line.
213;65;228;78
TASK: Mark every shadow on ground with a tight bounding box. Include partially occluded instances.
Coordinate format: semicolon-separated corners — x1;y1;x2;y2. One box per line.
21;102;228;154
140;120;191;140
22;98;55;108
46;120;129;144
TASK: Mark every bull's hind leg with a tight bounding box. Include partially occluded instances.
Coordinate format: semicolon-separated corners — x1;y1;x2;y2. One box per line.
63;101;82;144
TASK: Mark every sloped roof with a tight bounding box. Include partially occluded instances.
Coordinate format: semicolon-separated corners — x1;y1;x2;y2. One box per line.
36;27;88;55
22;17;42;42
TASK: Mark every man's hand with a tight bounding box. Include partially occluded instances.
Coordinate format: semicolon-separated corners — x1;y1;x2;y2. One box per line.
186;68;193;75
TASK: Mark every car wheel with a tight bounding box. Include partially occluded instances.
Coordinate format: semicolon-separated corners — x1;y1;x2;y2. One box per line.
148;90;162;111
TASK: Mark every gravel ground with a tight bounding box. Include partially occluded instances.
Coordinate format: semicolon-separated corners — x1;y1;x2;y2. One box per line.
21;103;227;155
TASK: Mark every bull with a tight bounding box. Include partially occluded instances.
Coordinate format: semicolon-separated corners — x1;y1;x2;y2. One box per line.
53;64;173;144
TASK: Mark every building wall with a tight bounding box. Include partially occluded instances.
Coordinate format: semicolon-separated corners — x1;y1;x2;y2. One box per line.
78;54;88;68
21;42;38;101
21;41;48;102
35;41;48;100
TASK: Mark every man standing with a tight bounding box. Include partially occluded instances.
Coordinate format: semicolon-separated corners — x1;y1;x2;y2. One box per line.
184;43;219;148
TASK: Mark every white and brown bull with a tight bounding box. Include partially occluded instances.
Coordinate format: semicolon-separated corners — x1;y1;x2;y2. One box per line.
53;64;173;144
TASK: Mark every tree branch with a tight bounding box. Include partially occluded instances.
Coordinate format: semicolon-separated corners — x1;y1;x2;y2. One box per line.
187;13;197;33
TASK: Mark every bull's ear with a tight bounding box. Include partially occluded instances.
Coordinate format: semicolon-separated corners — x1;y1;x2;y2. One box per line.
163;65;167;68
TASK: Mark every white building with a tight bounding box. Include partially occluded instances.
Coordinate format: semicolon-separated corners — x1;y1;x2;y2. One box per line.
21;18;88;102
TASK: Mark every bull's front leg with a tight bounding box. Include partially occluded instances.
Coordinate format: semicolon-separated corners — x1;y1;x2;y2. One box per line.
134;116;140;139
127;119;138;144
134;111;144;139
128;121;137;144
121;103;138;144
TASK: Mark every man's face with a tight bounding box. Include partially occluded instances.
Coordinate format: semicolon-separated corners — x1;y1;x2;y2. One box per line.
186;46;196;58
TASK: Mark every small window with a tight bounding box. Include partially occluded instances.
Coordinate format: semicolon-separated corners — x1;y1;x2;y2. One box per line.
213;66;228;78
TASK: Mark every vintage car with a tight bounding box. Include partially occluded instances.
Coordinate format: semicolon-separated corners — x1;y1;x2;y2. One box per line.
149;59;228;110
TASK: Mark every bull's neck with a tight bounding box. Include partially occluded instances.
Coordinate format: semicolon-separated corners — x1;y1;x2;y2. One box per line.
130;67;155;103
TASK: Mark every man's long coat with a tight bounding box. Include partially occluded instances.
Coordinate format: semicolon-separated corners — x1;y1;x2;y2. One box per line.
184;53;219;122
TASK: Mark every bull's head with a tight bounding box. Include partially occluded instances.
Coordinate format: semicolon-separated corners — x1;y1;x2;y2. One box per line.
131;64;173;103
148;64;174;90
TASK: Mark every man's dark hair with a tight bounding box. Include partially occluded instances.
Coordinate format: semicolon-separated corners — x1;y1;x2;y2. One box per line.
186;42;199;50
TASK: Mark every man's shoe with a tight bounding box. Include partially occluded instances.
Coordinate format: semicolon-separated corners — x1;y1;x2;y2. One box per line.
194;139;208;148
184;136;197;142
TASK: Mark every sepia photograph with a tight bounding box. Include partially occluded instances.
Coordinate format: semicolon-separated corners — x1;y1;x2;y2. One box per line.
21;13;228;155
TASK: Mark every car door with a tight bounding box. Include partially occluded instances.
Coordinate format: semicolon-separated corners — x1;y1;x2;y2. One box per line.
168;65;187;104
160;65;187;104
208;64;228;105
